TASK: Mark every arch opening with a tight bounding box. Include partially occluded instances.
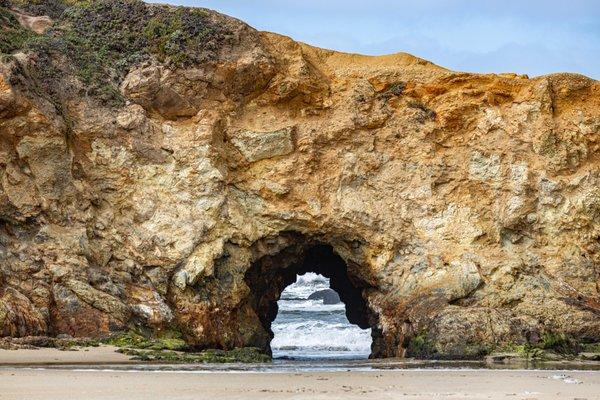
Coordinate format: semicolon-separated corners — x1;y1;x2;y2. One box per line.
243;241;383;358
271;272;372;359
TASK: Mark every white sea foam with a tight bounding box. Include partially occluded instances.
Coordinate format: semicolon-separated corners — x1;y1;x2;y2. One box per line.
271;273;372;359
280;272;329;299
277;299;345;312
271;321;371;352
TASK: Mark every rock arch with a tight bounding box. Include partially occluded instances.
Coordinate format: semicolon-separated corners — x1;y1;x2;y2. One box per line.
243;238;382;357
170;232;399;357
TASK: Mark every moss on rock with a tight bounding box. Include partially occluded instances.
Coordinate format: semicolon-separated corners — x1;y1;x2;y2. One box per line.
405;330;490;360
539;332;580;355
581;342;600;353
105;331;188;351
106;330;270;363
0;336;100;350
489;333;591;362
405;331;438;359
117;347;271;363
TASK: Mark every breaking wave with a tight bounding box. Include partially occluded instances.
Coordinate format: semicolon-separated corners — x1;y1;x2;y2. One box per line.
271;273;372;359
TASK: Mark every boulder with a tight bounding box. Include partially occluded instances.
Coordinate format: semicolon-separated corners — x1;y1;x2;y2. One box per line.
308;289;341;305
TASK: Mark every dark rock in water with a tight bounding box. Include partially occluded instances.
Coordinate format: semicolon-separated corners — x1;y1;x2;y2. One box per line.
308;289;341;305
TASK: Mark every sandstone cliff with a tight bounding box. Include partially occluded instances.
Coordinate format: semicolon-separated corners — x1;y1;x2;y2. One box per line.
0;0;599;358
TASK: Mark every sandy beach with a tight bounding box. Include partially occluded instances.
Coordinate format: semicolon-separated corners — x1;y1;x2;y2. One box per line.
0;345;133;365
0;346;598;400
1;367;599;400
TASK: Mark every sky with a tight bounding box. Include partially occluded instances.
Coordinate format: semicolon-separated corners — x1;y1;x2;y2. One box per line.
146;0;600;79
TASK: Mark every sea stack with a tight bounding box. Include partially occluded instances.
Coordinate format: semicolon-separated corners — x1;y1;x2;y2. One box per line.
308;289;342;305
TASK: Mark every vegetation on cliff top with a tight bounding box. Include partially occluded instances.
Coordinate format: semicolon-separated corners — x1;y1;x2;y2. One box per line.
0;5;37;54
0;0;229;106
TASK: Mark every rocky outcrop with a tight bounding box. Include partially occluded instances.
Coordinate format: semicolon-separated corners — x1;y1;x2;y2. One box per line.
0;0;599;358
308;289;341;305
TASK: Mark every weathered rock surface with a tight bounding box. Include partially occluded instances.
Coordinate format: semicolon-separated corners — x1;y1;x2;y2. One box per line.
0;0;599;358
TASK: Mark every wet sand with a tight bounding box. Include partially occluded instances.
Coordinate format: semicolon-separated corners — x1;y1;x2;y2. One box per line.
1;347;599;399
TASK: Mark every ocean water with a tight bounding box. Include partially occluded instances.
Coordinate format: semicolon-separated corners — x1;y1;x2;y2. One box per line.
271;272;372;360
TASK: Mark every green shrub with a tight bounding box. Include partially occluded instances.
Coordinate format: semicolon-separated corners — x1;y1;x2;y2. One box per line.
8;0;91;19
0;6;38;54
2;0;229;108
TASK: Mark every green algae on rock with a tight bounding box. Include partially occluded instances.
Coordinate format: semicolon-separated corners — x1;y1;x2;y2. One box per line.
0;336;100;350
106;331;188;351
105;330;271;363
116;347;271;364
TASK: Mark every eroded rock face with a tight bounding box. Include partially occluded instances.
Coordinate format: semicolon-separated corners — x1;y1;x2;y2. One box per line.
0;1;599;358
